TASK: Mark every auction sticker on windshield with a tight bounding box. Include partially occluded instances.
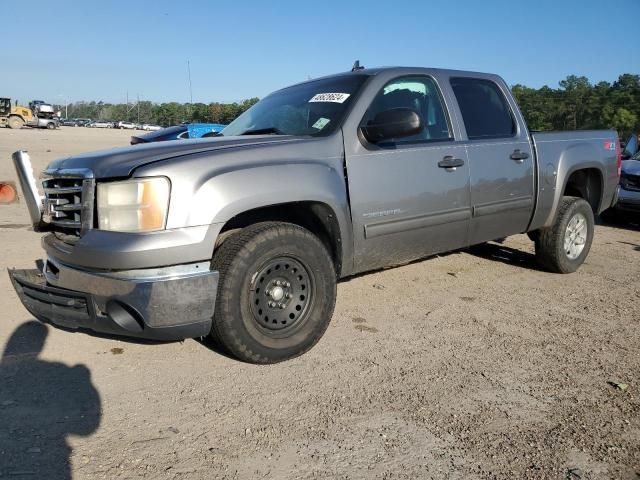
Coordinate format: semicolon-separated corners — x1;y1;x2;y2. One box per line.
312;117;331;130
309;93;351;103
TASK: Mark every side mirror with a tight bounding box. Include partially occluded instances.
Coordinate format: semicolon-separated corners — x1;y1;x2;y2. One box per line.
361;108;423;144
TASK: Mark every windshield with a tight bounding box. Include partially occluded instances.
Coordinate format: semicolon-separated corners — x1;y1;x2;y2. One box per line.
221;74;369;137
623;134;638;158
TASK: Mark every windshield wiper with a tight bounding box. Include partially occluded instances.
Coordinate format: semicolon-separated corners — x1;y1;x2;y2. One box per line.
240;127;285;136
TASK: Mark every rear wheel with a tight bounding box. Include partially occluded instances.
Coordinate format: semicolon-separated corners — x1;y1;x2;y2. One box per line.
7;116;24;129
211;222;336;364
535;196;594;273
46;122;55;130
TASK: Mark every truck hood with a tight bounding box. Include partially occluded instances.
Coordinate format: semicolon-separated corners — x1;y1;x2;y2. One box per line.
45;135;310;178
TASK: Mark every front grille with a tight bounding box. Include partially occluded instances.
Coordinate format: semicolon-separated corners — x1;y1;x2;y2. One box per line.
621;173;640;192
42;170;94;239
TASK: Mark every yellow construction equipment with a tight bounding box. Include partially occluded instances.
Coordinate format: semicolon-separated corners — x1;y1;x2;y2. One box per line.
0;98;35;129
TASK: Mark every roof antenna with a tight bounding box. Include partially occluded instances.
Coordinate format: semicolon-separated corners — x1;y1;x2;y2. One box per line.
351;60;364;72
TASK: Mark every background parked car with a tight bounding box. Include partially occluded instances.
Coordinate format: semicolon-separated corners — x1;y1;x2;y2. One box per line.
142;124;162;131
28;117;59;129
61;118;78;126
607;150;640;219
622;131;639;159
116;121;136;129
130;123;226;144
88;120;113;128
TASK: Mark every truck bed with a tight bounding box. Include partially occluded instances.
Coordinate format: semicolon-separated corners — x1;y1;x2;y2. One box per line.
529;130;619;230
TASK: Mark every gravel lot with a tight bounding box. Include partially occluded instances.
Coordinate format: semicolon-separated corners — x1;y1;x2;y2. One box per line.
0;127;639;479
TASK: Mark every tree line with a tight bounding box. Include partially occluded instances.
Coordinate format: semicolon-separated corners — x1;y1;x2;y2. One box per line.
54;73;639;137
512;74;639;138
55;98;259;127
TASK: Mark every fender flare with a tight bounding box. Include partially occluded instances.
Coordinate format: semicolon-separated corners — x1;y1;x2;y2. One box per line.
542;144;607;227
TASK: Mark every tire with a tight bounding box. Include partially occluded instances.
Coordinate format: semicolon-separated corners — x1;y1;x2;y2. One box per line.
211;222;336;364
7;116;24;129
535;196;594;273
46;122;55;130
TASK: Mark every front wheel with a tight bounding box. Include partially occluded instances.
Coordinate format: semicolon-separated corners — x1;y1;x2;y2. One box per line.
535;196;594;273
211;222;336;364
7;116;24;129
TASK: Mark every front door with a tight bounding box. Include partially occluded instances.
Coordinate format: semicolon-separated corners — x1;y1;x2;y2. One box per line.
449;76;535;244
345;75;471;273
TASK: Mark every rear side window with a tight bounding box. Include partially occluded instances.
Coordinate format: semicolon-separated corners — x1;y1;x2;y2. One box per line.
450;77;515;139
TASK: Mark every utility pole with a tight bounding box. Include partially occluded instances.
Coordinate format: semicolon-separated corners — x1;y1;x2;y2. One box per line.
187;60;193;104
57;94;69;118
137;94;140;124
187;60;193;119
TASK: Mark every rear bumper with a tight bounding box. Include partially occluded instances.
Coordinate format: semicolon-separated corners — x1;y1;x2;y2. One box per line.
9;258;218;341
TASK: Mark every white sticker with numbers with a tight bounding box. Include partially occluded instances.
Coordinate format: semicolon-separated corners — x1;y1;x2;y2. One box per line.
309;93;350;103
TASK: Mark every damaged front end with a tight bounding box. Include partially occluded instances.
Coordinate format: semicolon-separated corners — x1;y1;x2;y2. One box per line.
8;151;218;341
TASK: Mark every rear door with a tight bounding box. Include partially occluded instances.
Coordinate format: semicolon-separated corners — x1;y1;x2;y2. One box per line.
449;76;535;244
344;74;471;273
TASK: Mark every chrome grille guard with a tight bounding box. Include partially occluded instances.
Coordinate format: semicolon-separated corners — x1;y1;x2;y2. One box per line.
12;150;95;235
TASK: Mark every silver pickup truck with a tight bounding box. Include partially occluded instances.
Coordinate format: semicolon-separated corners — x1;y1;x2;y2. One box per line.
10;66;621;363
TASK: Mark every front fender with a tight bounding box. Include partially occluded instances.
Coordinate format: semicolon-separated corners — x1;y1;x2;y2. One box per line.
132;133;355;274
143;160;354;276
195;163;347;222
196;162;353;275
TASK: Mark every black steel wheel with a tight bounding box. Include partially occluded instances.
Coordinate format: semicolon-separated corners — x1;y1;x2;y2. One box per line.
211;222;336;363
250;257;314;334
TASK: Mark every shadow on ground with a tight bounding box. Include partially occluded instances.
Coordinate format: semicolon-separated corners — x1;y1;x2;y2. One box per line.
598;212;640;232
37;318;235;360
0;321;101;479
466;242;546;272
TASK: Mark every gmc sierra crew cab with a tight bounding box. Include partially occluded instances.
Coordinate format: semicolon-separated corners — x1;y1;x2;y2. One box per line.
10;66;621;363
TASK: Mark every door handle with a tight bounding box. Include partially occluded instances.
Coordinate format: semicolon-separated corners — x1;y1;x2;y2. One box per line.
510;149;529;162
438;156;465;170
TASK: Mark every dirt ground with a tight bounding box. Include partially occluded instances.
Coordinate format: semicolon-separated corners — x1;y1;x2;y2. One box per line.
0;127;638;479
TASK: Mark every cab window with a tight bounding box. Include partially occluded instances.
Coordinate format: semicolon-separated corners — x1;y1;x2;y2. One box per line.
362;75;452;146
450;77;516;139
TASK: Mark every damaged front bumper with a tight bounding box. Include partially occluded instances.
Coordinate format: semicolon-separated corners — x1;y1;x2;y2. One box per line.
9;258;218;341
614;185;640;212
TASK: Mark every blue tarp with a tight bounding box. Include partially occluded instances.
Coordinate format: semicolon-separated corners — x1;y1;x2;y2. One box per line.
187;123;226;138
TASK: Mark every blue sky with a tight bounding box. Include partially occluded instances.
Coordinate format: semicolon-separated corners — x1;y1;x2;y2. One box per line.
2;0;637;105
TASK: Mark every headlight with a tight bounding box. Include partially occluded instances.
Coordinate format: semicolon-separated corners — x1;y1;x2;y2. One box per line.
97;177;170;232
